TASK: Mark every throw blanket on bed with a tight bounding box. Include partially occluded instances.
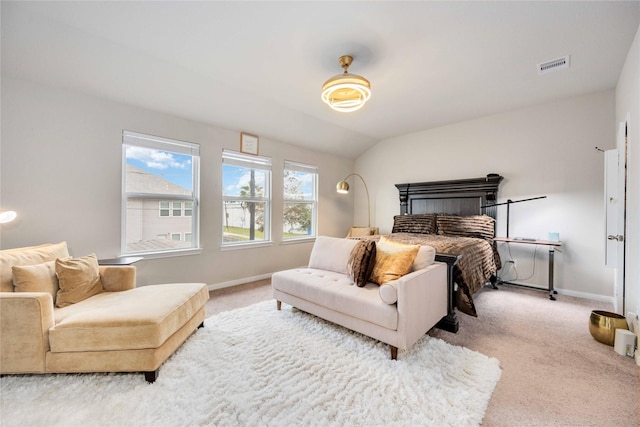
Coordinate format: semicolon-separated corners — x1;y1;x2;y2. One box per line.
356;233;500;317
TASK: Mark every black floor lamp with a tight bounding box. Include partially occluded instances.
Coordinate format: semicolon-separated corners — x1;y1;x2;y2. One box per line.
483;196;547;238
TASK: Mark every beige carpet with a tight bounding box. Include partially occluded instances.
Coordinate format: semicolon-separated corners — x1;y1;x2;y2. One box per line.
208;281;639;427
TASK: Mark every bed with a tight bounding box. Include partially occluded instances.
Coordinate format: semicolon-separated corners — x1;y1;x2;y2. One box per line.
354;174;504;333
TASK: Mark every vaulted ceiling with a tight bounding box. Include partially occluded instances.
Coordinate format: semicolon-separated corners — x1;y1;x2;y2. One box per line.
2;1;638;158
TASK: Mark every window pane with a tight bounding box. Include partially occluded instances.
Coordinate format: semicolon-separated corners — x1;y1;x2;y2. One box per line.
223;165;268;198
123;134;199;255
223;201;267;243
283;164;317;241
126;198;193;252
283;203;313;237
185;202;193;217
284;170;314;200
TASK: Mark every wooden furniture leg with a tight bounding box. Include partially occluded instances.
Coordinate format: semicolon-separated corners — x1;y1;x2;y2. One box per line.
390;346;398;360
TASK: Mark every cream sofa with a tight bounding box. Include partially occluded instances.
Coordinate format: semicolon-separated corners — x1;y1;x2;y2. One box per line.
0;242;209;382
272;236;448;359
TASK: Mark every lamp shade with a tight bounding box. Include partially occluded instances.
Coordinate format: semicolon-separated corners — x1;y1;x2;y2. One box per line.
336;181;350;194
0;210;17;224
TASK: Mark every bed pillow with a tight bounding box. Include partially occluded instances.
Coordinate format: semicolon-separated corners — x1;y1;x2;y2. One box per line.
391;214;437;234
436;214;495;240
370;236;420;285
347;240;377;287
55;254;104;308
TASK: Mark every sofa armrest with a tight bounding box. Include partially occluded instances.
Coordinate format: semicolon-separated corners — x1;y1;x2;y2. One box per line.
393;262;448;349
0;292;55;373
99;266;136;292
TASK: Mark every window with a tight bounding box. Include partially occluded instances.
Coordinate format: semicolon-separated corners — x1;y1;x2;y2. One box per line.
122;131;200;256
222;150;271;246
283;161;318;240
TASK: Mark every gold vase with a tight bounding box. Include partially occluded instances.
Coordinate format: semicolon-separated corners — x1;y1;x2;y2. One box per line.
589;310;628;346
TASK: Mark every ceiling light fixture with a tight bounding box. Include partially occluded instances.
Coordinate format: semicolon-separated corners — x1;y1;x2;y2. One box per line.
321;55;371;113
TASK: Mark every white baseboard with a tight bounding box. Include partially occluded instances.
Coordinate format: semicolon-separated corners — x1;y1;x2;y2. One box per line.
207;273;273;292
554;288;615;304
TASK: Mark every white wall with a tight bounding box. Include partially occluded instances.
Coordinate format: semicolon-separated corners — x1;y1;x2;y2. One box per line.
616;25;640;316
356;91;616;300
0;76;355;287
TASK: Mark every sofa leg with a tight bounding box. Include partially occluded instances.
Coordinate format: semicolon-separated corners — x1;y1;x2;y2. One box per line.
197;321;204;329
144;369;159;383
390;346;398;360
276;300;281;311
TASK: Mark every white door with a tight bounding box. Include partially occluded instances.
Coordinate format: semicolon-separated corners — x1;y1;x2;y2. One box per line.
608;122;628;313
605;149;619;269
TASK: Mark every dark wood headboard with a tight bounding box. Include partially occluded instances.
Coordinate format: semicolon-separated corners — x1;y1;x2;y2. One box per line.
395;174;504;220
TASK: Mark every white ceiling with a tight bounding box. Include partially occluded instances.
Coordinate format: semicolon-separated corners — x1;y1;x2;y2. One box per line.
2;1;639;158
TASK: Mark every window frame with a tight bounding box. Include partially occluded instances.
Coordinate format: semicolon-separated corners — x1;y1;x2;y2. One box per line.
283;160;318;242
121;131;201;258
222;149;272;249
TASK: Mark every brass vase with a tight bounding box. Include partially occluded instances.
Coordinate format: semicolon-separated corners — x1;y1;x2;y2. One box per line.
589;310;628;346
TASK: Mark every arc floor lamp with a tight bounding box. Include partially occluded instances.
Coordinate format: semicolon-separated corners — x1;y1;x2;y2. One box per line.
336;173;370;228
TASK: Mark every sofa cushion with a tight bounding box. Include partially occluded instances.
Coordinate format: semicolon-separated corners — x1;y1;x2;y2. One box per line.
272;268;398;330
0;242;69;292
308;236;359;275
370;237;420;285
347;240;377;287
55;254;104;308
12;260;66;301
50;283;209;352
412;245;436;271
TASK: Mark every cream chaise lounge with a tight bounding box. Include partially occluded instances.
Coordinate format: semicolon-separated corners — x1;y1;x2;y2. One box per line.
0;242;209;382
272;236;448;359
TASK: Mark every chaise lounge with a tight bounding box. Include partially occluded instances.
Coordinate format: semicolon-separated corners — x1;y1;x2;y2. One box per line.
0;242;209;382
272;236;448;359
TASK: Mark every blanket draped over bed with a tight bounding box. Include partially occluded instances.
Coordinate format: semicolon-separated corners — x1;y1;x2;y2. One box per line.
357;233;499;316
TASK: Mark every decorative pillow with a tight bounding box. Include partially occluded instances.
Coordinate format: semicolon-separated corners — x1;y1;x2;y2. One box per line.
0;241;69;292
55;254;104;308
391;214;437;234
12;259;69;301
436;214;496;240
412;245;436;271
379;283;398;304
308;236;359;275
370;236;420;285
347;240;377;287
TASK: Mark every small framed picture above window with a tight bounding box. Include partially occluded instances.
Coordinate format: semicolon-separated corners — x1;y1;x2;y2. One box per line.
240;132;259;155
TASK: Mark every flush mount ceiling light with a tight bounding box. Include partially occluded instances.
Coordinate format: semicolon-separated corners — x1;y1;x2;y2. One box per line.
321;55;371;113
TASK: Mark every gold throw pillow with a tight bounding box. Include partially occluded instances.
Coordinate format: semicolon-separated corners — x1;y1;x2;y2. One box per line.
55;253;104;308
370;237;420;285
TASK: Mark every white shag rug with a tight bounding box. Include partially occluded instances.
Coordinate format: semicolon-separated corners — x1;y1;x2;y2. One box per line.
0;301;501;427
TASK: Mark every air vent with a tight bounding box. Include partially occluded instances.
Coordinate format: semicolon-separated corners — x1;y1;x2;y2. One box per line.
537;55;570;75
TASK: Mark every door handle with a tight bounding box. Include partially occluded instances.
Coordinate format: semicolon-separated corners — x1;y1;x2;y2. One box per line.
608;235;624;242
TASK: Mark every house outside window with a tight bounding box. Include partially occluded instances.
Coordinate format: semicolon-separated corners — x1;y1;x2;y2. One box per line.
222;150;272;247
283;161;318;240
122;131;200;256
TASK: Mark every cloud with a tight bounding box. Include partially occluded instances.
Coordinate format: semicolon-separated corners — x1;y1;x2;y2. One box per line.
126;146;191;170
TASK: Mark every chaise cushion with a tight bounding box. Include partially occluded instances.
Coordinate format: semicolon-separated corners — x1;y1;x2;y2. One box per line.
49;283;209;352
